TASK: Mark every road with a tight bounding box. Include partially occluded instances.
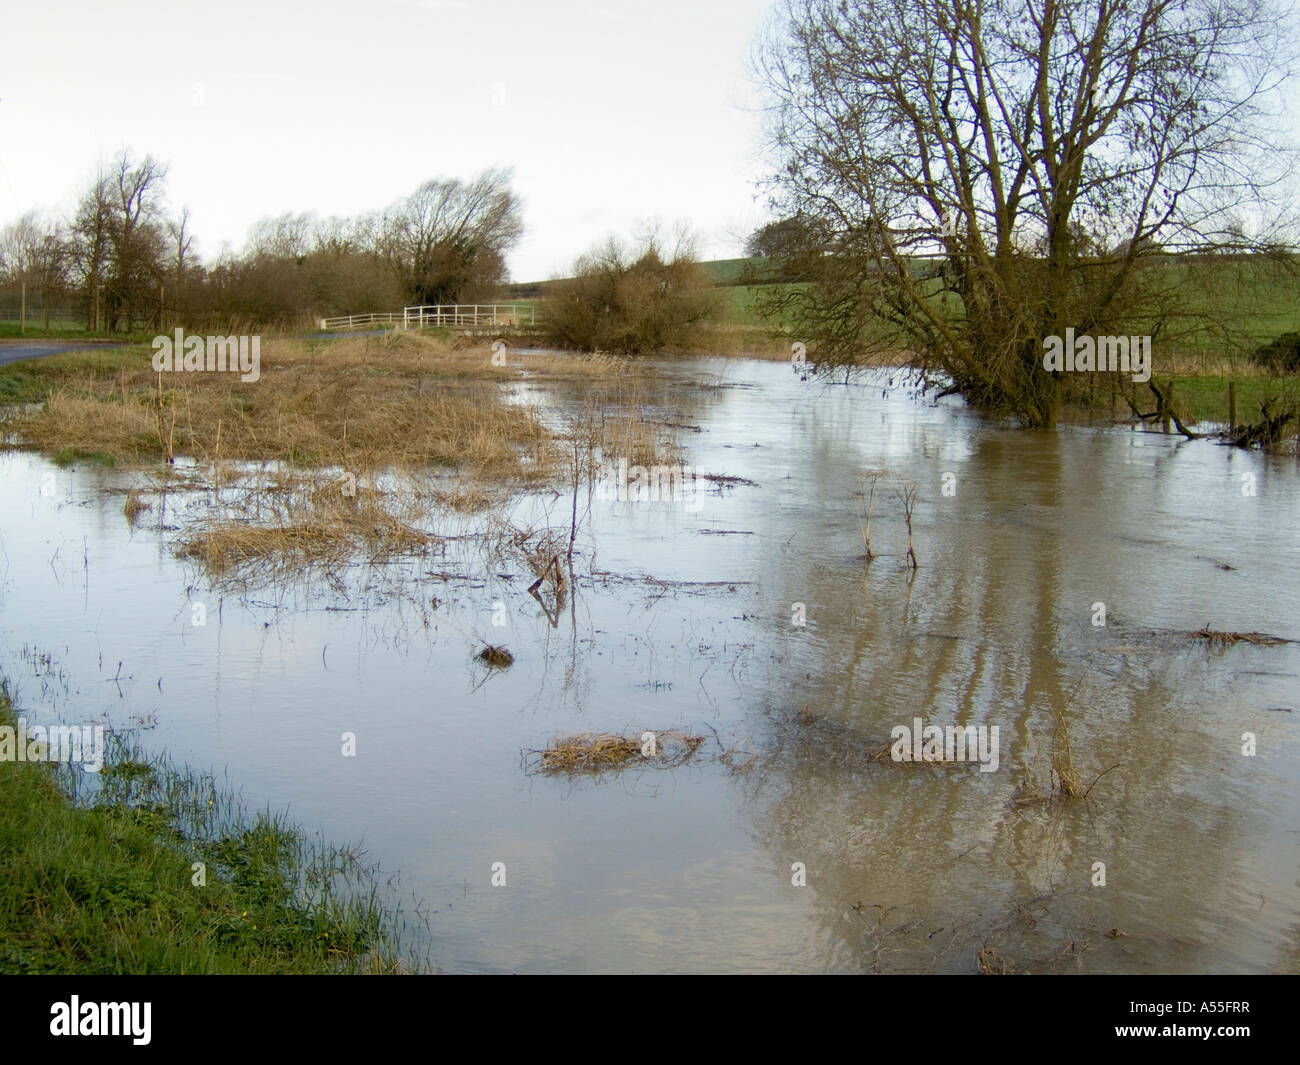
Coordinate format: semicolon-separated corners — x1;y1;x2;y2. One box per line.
0;340;125;368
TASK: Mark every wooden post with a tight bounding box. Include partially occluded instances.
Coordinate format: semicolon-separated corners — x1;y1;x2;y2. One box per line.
19;281;25;335
1228;380;1238;433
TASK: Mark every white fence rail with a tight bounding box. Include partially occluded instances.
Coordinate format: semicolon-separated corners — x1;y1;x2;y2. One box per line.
403;304;537;328
318;304;538;332
317;312;405;331
0;308;81;323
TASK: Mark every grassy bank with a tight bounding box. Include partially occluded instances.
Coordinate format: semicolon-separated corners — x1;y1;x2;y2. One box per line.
0;685;414;973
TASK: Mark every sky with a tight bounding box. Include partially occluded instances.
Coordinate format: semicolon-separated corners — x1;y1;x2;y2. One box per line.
0;0;781;283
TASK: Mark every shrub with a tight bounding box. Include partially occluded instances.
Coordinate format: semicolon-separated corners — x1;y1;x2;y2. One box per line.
1252;331;1300;374
542;234;722;354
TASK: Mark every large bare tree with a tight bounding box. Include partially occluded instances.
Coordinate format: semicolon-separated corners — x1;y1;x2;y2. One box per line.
756;0;1298;426
0;212;69;327
379;168;523;306
69;152;170;331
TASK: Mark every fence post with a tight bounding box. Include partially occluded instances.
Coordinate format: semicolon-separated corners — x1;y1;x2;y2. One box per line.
1228;380;1237;433
19;282;25;335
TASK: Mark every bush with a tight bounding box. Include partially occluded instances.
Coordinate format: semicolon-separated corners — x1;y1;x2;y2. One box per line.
1252;331;1300;374
542;234;721;354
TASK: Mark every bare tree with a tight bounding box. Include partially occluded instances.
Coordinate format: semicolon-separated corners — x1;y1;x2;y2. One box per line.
895;482;920;570
756;0;1299;427
859;467;885;561
378;168;523;305
166;207;198;325
0;212;69;327
70;169;114;331
246;211;316;261
107;151;169;330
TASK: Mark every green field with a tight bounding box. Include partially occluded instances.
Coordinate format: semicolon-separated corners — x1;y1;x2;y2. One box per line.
705;255;1298;362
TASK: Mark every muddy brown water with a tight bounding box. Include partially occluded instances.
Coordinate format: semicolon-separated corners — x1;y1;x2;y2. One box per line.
2;356;1298;973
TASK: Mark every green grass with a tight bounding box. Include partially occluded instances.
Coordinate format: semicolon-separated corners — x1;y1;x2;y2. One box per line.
0;322;156;342
51;447;116;468
0;685;416;974
0;344;154;405
1165;375;1298;425
699;257;770;285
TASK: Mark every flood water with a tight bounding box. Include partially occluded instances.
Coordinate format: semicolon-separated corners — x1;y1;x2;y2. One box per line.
2;356;1298;973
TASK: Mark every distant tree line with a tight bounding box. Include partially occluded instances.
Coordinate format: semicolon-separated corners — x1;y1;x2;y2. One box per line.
0;150;523;332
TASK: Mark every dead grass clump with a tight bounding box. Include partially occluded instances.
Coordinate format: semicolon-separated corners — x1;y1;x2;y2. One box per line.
1013;703;1119;807
175;471;440;583
123;488;152;525
718;740;759;774
179;522;348;577
12;334;566;482
528;729;704;777
596;412;682;469
27;389;158;465
1192;625;1288;647
977;945;1011;975
431;483;495;513
1050;707;1085;798
476;645;514;668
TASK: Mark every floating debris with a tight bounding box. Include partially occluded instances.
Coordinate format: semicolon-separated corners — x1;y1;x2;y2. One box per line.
477;645;514;668
526;730;704;776
702;473;758;490
1192;626;1289;648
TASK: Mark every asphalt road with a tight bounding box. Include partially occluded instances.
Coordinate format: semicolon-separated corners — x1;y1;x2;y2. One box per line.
0;340;124;368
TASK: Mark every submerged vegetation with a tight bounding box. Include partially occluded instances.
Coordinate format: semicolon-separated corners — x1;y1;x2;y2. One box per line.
526;730;706;777
0;331;695;589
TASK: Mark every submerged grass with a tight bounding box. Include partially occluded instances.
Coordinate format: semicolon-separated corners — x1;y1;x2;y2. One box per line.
1013;701;1119;807
527;730;705;777
5;332;690;585
173;470;442;584
0;684;416;974
1191;625;1290;648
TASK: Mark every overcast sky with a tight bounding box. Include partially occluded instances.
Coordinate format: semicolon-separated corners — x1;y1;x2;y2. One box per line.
0;0;779;282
